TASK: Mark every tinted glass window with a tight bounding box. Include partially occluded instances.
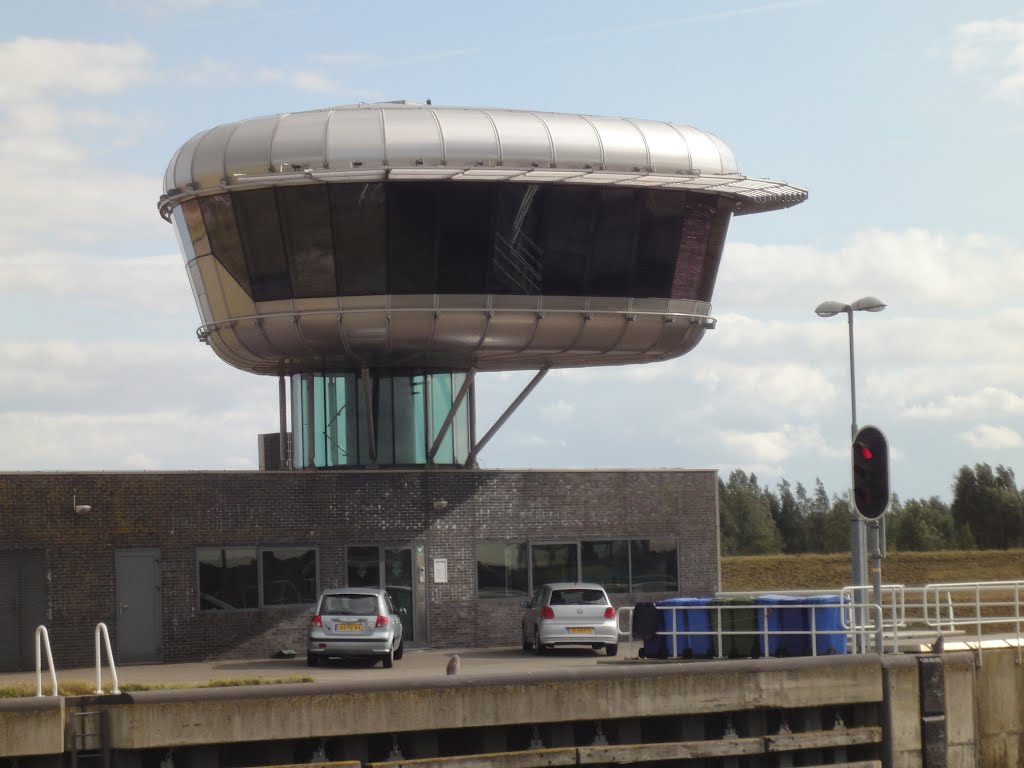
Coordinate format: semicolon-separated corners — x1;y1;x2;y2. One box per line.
582;540;629;593
198;547;257;610
538;186;591;294
389;185;437;292
489;185;543;294
437;184;491;293
331;183;386;294
634;191;684;298
630;538;678;593
477;541;528;599
531;542;579;586
321;594;378;615
261;547;317;606
200;195;251;294
589;190;639;296
550;588;608;605
279;185;336;299
347;545;381;587
233;188;290;301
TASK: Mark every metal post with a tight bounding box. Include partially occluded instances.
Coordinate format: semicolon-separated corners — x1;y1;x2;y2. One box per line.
870;520;884;653
847;309;868;651
466;368;548;467
278;375;287;470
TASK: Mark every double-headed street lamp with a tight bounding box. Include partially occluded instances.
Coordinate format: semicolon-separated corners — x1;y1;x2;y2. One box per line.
815;296;886;652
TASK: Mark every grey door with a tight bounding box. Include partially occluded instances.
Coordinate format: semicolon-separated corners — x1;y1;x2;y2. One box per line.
0;550;47;672
115;549;161;663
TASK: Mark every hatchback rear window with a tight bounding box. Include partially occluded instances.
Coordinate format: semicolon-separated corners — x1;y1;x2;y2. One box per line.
321;595;378;615
550;589;607;605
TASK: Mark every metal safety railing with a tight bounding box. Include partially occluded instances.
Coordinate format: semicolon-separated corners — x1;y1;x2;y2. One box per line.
94;622;120;694
34;625;58;697
622;579;1024;662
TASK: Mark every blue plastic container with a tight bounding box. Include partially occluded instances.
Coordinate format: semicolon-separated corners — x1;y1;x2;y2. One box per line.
754;595;809;657
804;595;848;655
657;597;711;658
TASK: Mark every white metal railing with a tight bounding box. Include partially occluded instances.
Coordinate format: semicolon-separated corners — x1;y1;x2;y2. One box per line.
94;622;120;694
34;625;58;697
625;579;1024;662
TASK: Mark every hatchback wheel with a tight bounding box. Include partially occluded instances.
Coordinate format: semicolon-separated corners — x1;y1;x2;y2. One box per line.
393;639;404;661
383;641;395;669
606;643;619;657
522;634;531;652
533;630;545;656
307;654;320;667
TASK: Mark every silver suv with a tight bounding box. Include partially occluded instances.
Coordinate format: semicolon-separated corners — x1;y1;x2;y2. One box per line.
307;587;405;668
521;582;619;656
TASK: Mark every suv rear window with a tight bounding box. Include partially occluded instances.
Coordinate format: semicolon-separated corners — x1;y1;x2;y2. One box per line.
321;595;378;615
550;589;607;606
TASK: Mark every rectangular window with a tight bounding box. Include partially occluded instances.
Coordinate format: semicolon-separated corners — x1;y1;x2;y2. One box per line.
477;541;528;599
530;542;579;587
630;538;678;593
477;538;677;599
233;188;291;301
581;540;629;593
198;546;317;610
198;547;257;610
262;547;317;606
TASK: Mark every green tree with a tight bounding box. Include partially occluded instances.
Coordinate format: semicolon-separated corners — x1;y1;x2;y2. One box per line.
718;470;784;555
887;497;954;551
952;464;1024;549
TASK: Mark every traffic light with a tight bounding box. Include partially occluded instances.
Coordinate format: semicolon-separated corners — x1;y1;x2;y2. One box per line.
852;425;890;519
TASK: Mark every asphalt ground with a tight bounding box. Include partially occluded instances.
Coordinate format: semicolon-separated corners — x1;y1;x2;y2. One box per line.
0;644;638;693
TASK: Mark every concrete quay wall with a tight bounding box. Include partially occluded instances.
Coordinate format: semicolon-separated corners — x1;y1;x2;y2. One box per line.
1;650;1019;767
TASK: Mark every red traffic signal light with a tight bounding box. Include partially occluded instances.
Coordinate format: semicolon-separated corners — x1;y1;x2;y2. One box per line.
852;425;890;520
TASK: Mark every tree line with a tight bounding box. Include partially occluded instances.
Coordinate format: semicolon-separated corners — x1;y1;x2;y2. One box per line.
719;463;1023;555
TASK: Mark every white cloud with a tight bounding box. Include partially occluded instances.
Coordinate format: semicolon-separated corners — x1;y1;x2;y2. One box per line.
952;19;1024;99
0;38;153;103
541;399;576;421
961;424;1023;450
256;67;338;93
905;387;1024;421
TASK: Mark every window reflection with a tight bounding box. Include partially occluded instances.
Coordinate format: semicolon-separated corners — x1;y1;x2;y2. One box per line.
178;183;731;303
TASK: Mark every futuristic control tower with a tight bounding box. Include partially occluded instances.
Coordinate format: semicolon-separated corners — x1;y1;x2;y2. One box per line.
160;102;806;469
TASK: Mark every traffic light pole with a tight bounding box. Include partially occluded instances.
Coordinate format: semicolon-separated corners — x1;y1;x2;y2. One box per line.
845;308;869;652
869;520;884;653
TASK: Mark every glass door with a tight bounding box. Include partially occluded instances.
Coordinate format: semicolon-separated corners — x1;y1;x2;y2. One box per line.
346;545;418;642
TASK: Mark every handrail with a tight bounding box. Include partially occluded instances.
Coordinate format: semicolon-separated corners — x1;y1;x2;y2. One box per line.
35;625;58;697
94;622;120;694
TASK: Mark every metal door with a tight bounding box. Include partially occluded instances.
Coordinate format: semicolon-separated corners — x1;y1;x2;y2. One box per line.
115;549;162;662
0;550;46;672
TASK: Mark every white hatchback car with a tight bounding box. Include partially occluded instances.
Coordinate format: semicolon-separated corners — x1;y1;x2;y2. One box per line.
521;582;619;656
307;587;405;668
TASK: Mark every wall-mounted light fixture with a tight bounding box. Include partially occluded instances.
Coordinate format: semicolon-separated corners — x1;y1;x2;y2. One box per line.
73;493;92;515
432;499;449;511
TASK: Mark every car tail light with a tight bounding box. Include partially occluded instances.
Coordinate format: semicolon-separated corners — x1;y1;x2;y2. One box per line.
309;615;323;628
375;614;389;628
540;606;555;620
604;607;616;619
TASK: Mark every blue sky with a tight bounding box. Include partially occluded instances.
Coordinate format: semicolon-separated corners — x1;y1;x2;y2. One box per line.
2;0;1024;503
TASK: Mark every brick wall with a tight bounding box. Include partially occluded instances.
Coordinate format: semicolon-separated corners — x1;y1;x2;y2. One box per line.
0;468;719;667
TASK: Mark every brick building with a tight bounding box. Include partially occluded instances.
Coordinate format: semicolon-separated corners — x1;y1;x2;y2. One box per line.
0;468;719;669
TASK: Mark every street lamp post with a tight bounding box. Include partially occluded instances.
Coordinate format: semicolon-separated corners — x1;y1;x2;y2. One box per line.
815;296;886;652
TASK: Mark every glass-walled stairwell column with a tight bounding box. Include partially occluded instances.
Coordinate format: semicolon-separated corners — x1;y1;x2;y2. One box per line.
291;371;471;468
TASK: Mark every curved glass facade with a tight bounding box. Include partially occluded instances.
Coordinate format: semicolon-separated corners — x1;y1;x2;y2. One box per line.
291;371;470;468
173;182;731;304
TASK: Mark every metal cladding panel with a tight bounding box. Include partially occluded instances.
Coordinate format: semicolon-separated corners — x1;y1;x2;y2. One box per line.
298;312;342;354
381;108;444;167
271;111;330;171
326;108;385;169
190;123;239;189
435;110;500;166
586;116;650;172
171;130;209;191
672;125;729;175
540;112;603;168
631;119;693;174
488;110;553;167
164;142;185;193
705;133;739;174
223;115;279;179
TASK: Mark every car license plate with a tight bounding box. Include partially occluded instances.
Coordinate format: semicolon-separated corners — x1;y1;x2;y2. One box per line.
336;623;362;631
568;627;594;634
